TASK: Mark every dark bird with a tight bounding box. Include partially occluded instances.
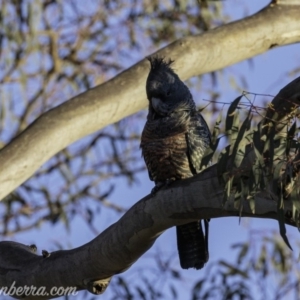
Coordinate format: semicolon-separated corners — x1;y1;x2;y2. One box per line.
140;57;211;269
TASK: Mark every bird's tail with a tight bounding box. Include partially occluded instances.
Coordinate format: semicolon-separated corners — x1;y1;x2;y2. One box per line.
176;220;209;269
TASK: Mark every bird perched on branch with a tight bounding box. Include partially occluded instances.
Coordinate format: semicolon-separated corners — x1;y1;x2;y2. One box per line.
140;56;211;269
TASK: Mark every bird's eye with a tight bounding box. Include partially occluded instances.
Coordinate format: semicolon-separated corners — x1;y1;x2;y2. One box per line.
166;90;171;96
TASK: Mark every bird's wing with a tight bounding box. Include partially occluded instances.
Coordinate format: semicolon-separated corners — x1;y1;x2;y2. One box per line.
186;111;211;174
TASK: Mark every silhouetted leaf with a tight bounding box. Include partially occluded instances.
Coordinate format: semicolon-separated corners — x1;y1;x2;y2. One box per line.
278;198;293;251
226;95;243;144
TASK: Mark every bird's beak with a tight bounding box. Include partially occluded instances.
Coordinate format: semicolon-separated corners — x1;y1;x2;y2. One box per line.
151;97;168;116
151;97;161;112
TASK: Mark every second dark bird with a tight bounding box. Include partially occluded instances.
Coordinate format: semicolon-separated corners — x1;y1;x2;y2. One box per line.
140;56;211;269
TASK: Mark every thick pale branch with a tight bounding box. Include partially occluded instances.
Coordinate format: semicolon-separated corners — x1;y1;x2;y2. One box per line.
0;164;295;299
1;2;300;200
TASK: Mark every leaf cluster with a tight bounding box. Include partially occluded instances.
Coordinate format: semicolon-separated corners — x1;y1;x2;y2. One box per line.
205;93;300;249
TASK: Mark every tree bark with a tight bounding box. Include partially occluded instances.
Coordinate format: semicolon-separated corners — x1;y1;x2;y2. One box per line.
1;69;300;300
0;2;300;200
0;163;295;299
0;155;298;299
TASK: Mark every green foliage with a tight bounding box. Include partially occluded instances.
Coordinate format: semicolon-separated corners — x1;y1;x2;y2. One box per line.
210;92;300;249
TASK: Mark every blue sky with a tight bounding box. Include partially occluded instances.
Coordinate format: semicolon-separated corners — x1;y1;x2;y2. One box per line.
5;0;300;299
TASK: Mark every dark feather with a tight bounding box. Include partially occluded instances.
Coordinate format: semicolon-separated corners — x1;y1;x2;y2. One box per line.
147;56;174;72
186;111;211;174
177;220;209;269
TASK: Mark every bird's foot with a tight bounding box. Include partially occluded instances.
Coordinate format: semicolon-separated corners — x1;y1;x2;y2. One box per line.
151;179;176;195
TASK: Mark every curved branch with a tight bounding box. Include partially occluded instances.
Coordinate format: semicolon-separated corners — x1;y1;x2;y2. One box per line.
0;164;295;299
1;2;300;200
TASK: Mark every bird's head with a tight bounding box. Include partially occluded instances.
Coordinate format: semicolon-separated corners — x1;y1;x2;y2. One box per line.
146;56;195;117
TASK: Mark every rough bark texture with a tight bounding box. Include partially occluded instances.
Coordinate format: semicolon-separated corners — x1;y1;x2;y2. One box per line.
0;2;300;200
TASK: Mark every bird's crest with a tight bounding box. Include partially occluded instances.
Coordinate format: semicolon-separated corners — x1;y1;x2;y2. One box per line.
147;56;175;73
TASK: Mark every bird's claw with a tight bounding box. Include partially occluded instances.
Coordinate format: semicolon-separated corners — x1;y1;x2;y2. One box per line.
151;179;175;195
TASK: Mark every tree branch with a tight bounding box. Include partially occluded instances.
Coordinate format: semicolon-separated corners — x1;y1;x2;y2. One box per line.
0;163;295;299
0;2;300;200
